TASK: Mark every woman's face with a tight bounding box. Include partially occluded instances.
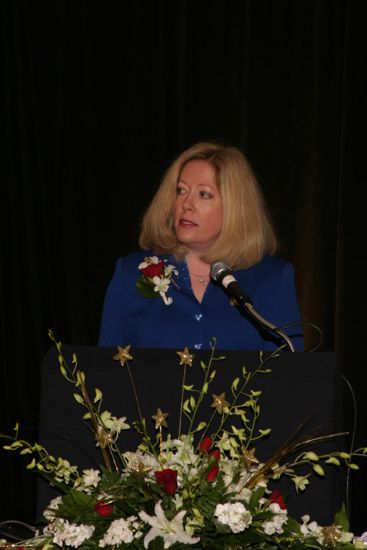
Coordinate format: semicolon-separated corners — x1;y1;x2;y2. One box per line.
174;160;223;254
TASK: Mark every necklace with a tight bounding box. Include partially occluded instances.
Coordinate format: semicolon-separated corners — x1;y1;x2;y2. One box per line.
191;272;209;286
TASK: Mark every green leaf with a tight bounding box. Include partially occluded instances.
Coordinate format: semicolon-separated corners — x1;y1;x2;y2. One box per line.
347;462;359;470
183;385;193;390
136;276;157;298
58;489;95;519
209;370;216;380
190;396;196;409
249;486;266;508
334;503;349;531
183;399;191;413
202;382;209;394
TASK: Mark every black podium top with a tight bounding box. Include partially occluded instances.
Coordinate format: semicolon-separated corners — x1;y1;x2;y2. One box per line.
37;346;346;525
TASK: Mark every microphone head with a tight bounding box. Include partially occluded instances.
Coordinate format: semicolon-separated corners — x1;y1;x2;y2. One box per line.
210;261;231;283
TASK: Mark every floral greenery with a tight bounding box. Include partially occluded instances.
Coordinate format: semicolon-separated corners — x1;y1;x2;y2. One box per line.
1;333;367;550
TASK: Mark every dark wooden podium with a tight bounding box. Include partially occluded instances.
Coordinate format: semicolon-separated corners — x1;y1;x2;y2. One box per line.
37;346;346;524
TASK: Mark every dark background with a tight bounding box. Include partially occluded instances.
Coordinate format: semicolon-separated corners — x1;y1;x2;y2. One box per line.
1;0;366;533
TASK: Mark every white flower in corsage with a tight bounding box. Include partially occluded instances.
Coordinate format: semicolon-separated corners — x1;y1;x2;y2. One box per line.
137;256;178;305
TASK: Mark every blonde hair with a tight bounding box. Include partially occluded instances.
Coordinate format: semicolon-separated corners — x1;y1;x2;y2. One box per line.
139;142;277;270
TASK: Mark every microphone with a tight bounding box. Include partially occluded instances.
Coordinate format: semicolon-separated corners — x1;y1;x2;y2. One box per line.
210;261;295;352
210;261;253;308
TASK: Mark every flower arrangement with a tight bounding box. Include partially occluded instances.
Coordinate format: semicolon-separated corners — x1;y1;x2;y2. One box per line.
1;333;367;550
136;257;178;305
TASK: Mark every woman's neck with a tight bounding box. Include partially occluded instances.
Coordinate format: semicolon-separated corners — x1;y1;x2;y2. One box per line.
185;253;211;303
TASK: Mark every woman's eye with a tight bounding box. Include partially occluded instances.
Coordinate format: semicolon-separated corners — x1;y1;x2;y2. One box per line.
176;186;186;195
200;190;212;199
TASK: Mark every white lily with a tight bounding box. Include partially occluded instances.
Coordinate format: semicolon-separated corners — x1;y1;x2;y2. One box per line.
139;501;200;549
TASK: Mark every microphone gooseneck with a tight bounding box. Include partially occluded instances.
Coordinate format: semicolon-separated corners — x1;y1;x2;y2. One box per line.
210;261;296;352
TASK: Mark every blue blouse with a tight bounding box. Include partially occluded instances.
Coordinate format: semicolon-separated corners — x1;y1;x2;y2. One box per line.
98;251;303;351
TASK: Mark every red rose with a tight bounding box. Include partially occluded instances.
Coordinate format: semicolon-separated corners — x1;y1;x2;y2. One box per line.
269;490;286;510
95;501;114;516
199;436;213;453
210;449;221;461
140;261;165;278
207;464;219;482
155;468;178;495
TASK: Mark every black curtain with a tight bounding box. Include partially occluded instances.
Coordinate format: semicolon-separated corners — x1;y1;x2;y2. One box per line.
1;0;366;532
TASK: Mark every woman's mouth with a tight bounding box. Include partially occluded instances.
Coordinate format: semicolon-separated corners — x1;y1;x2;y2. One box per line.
179;218;198;227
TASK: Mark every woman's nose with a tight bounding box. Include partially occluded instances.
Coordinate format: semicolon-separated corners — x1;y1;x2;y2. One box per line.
182;193;195;211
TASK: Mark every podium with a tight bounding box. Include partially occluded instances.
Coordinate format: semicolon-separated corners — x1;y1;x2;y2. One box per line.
37;345;346;524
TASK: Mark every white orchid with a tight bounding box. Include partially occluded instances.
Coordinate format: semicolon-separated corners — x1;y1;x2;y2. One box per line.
100;410;130;435
81;468;100;488
43;496;63;521
138;256;161;269
123;450;160;475
139;501;200;548
292;474;310;492
54;458;78;484
153;276;171;293
165;263;179;276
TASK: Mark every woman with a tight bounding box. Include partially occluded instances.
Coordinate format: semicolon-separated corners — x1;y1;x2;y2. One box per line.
98;142;303;351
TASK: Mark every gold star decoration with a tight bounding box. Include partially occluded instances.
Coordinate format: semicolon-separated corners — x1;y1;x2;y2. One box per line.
242;448;259;469
322;526;339;547
176;347;195;367
211;392;230;413
113;345;133;366
96;426;115;449
129;461;152;475
152;408;169;429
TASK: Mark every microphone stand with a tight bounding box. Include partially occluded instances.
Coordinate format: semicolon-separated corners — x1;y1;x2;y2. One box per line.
210;261;296;352
237;299;296;353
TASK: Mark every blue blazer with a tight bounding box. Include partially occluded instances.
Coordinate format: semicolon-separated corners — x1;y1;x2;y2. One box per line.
98;251;303;351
